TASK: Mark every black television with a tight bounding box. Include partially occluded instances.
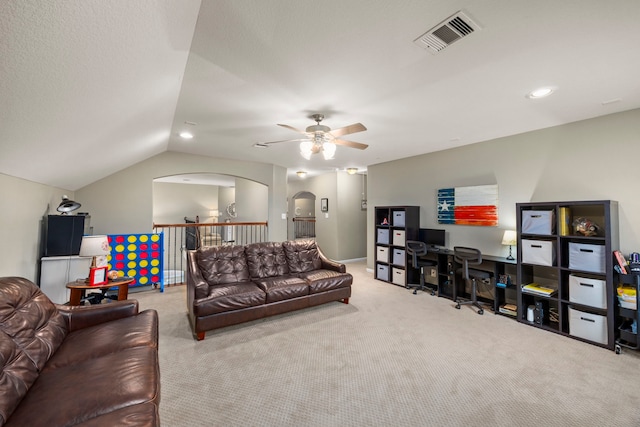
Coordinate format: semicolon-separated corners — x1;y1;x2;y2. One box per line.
418;228;446;249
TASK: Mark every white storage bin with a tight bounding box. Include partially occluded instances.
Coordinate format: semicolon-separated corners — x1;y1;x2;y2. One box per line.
392;211;406;227
569;306;608;345
376;246;389;263
376;264;389;281
392;230;406;246
522;210;555;235
392;248;406;266
521;239;555;266
392;267;406;285
377;228;389;244
569;275;607;309
569;243;605;273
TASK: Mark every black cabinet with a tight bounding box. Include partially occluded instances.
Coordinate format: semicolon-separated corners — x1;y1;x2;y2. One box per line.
43;215;86;256
374;206;419;287
516;200;618;350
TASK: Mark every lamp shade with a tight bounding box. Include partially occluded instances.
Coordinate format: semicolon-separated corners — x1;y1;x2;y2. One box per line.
501;230;517;246
79;235;110;257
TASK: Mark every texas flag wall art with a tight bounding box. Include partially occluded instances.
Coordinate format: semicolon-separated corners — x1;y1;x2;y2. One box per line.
437;184;498;226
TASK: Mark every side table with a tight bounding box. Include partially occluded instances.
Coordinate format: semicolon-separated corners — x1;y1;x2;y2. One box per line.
65;278;135;306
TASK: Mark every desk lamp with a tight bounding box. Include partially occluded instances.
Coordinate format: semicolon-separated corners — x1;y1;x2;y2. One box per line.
79;235;110;282
501;230;517;260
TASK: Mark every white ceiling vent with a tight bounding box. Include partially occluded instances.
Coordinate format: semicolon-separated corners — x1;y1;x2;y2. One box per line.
414;10;481;54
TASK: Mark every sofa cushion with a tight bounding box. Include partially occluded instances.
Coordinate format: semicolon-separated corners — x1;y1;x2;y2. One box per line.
0;277;68;425
251;276;309;303
5;346;159;427
297;269;353;294
0;330;40;426
282;239;322;273
197;245;250;285
194;282;266;316
42;309;158;372
245;242;290;279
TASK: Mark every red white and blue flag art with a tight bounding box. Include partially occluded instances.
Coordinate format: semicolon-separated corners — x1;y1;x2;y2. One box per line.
437;185;498;226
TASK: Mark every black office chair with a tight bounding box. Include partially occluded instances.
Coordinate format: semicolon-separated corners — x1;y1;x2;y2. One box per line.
453;246;491;315
406;240;437;295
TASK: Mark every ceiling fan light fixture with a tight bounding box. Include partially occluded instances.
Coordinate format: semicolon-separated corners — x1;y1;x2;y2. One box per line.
322;142;336;160
346;168;358;175
300;141;313;159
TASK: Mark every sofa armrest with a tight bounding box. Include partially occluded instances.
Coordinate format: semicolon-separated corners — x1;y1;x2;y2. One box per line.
317;246;347;273
56;299;139;332
187;250;210;308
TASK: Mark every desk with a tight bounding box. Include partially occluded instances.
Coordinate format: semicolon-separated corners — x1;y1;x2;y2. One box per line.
66;278;134;306
417;249;517;315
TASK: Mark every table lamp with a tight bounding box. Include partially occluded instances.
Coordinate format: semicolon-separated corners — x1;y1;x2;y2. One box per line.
79;235;110;282
501;230;517;260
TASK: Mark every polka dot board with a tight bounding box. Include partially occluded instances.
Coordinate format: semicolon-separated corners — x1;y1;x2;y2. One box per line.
107;233;164;292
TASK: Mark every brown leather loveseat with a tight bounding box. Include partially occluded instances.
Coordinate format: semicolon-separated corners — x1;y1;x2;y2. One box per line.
187;239;352;340
0;277;160;427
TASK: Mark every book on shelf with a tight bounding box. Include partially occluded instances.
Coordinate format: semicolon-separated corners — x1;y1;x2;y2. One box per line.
614;250;628;274
522;283;557;297
499;303;517;316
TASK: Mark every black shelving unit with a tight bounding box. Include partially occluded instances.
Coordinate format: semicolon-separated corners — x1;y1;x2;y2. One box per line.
374;206;419;287
516;200;619;350
615;273;640;354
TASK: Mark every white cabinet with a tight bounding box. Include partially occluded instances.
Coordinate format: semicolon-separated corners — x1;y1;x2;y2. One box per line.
39;256;91;304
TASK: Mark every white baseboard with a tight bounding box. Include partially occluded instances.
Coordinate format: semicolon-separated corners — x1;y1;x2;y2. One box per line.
339;257;366;264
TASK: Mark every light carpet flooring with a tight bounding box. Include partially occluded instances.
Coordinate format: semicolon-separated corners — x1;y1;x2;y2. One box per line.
134;260;640;427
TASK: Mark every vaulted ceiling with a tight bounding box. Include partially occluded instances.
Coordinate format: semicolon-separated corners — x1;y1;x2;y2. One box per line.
2;1;640;191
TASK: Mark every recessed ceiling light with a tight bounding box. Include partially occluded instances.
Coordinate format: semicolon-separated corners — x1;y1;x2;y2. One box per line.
526;87;555;99
179;131;194;139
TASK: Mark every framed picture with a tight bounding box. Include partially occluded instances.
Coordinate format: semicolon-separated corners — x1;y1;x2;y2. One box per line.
89;266;108;286
321;198;329;212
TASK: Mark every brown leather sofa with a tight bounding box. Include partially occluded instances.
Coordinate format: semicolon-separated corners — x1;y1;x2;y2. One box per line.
0;277;160;427
187;239;352;340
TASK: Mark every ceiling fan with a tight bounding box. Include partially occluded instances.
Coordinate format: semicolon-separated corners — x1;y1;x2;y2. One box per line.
256;114;368;160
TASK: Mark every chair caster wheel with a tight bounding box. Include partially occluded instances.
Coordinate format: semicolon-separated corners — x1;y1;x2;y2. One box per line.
455;303;461;309
478;309;484;315
413;290;418;295
615;344;622;354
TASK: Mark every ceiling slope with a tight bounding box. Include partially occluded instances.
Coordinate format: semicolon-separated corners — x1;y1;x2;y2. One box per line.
2;0;640;188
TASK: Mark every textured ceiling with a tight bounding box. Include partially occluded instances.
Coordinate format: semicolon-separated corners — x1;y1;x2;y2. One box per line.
2;1;640;190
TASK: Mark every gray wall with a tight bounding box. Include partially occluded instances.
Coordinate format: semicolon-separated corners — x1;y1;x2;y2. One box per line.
288;171;367;260
75;151;287;239
368;108;640;268
0;173;73;280
152;182;220;225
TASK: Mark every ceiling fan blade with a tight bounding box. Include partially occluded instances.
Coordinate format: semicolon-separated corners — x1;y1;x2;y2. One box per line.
277;123;307;134
329;123;367;138
334;138;368;150
260;138;308;145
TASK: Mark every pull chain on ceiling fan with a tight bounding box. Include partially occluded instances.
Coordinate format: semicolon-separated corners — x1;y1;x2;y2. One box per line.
258;114;368;160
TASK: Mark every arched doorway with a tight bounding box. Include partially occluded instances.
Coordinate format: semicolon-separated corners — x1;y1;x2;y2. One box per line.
291;191;316;239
